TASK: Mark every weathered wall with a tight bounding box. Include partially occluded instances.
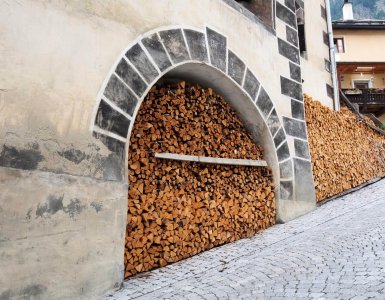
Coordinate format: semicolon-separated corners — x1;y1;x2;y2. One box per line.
0;167;127;299
300;0;335;109
0;0;318;298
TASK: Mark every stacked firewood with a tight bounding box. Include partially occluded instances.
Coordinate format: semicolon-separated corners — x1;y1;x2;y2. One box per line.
305;94;385;202
125;82;275;277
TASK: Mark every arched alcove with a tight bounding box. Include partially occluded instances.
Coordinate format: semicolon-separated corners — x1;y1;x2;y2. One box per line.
91;26;316;279
92;26;290;197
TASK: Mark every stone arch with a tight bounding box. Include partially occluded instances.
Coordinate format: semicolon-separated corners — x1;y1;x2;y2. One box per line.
92;26;296;221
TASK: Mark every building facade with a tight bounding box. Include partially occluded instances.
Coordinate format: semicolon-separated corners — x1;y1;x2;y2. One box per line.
0;0;336;298
333;1;385;120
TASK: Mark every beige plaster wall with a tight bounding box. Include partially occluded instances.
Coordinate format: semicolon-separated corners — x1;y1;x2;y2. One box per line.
0;0;306;298
340;73;385;89
334;29;385;63
301;0;334;108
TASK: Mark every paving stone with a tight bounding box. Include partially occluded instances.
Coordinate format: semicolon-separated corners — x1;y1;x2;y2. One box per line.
106;179;385;300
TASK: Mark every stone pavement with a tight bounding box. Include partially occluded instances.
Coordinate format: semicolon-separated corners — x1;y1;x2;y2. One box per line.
106;178;385;300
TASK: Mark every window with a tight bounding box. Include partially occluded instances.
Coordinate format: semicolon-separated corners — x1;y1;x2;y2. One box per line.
334;38;345;53
295;0;306;55
353;80;371;89
235;0;274;28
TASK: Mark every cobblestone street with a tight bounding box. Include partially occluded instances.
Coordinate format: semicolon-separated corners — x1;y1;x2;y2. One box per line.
107;179;385;300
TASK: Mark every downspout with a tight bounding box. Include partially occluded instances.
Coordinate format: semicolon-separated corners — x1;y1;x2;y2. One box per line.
325;0;340;111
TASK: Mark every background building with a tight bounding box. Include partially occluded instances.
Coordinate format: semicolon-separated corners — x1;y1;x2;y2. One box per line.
333;0;385;121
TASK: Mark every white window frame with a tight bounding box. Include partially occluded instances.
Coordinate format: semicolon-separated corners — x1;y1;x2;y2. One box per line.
352;79;372;89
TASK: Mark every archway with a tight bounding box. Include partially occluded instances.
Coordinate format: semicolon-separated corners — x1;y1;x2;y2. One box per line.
91;25;308;278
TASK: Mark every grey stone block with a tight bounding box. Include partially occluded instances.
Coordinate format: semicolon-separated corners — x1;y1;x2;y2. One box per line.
184;29;208;62
289;62;301;83
283;117;307;139
277;141;290;162
206;27;227;72
126;43;159;84
159;29;190;64
141;33;172;72
276;2;297;28
293;158;315;202
291;100;305;120
92;132;125;181
104;74;138;116
280;159;293;178
280;180;293;200
95;100;130;138
294;139;310;159
286;26;299;47
256;87;273;118
278;38;300;64
227;50;245;85
115;58;147;97
267;109;280;136
243;69;260;100
285;0;295;12
274;127;286;148
280;76;303;101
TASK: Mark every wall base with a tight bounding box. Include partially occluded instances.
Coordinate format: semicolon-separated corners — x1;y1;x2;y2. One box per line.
0;167;127;300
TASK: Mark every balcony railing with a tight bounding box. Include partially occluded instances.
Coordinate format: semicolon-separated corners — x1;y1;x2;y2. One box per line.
342;88;385;105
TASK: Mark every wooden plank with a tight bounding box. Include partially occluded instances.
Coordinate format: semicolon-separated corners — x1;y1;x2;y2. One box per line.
154;153;268;167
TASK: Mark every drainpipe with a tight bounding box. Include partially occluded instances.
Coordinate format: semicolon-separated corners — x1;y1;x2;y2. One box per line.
325;0;340;111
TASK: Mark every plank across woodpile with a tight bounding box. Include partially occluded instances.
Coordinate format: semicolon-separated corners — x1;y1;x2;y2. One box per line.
125;82;275;277
305;94;385;202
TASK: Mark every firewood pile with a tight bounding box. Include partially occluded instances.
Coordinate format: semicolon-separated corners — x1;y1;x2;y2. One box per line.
305;94;385;202
125;82;275;277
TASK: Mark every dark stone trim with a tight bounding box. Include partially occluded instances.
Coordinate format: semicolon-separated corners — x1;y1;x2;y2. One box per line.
289;62;301;83
291;99;305;120
221;0;276;35
141;34;172;72
243;69;260;100
126;43;159;84
277;141;290;162
321;5;327;20
92;132;125;182
276;2;297;29
159;29;190;64
183;29;208;63
285;0;295;12
256;87;274;118
267;109;280;137
279;159;293;178
115;58;147;97
104;74;138;116
293;158;315;201
281;76;303;101
326;83;334;98
274;127;286;148
278;38;300;64
206;27;227;72
227;50;245;85
294;138;310;159
325;59;331;73
286;26;299;47
323;31;329;47
280;180;293;200
283;117;307;139
296;0;304;9
95;100;130;138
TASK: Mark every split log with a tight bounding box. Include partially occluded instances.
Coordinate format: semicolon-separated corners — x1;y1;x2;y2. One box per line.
125;82;275;277
304;94;385;202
